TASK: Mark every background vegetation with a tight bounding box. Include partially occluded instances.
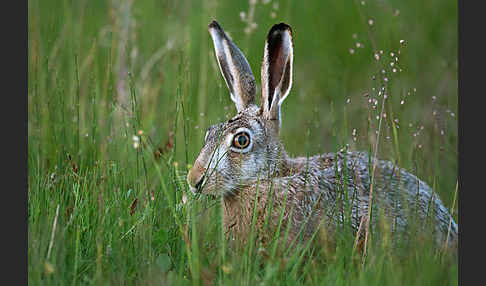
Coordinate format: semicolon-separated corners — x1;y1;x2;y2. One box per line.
28;0;458;284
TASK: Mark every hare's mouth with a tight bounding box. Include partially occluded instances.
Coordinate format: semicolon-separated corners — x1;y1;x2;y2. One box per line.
189;174;206;195
194;177;204;192
189;186;199;194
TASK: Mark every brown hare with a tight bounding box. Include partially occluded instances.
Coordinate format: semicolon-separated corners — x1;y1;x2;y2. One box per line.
187;20;458;249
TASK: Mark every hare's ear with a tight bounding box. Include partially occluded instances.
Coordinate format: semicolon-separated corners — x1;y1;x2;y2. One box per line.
208;20;256;112
261;23;293;122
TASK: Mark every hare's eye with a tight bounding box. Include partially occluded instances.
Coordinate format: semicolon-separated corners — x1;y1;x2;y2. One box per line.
232;132;250;149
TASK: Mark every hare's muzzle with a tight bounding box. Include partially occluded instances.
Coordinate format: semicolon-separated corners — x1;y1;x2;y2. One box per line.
187;160;206;194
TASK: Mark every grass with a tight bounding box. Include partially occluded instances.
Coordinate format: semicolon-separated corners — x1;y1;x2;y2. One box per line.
28;0;457;284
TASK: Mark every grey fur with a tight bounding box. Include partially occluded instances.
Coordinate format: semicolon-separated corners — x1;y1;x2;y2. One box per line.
187;21;458;249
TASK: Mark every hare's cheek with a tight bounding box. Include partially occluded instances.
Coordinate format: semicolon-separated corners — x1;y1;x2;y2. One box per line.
226;153;255;180
216;157;229;174
242;155;258;174
207;146;228;170
207;158;230;182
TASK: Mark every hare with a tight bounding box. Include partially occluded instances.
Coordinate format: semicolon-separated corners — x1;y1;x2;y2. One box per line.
187;20;458;249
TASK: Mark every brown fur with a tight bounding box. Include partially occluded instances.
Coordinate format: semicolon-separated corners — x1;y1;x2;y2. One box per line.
187;21;458;251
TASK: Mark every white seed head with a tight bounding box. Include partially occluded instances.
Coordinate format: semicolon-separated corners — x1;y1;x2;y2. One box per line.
239;11;246;21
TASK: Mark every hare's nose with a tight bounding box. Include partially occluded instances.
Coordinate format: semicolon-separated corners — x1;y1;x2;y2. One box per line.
187;161;206;192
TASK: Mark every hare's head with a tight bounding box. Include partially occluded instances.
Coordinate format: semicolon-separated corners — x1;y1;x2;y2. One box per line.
187;20;294;196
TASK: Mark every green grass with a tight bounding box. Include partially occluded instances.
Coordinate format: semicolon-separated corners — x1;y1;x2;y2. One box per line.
28;0;457;284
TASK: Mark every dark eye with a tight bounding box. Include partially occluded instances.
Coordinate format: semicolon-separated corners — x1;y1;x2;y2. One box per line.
232;132;250;149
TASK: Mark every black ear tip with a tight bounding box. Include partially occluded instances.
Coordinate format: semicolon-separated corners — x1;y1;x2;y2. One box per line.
209;20;227;38
208;20;222;30
268;22;292;37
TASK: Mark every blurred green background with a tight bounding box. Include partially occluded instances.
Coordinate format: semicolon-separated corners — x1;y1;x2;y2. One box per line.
28;0;457;284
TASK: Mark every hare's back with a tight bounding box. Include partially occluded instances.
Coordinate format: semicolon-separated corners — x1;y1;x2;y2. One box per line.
313;151;457;244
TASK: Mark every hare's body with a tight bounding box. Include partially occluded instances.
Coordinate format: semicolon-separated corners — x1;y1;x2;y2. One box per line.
222;150;457;247
187;21;458;249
